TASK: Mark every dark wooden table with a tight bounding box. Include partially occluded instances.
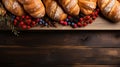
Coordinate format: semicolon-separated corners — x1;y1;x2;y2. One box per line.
0;31;120;67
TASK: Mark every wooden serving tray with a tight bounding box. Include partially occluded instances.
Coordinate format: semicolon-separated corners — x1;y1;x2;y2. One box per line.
30;16;120;30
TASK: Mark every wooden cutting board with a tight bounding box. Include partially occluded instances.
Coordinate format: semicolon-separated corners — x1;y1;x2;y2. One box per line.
31;16;120;30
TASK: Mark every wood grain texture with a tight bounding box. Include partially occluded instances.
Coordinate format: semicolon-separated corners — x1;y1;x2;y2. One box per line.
1;47;120;65
0;31;120;47
0;31;120;67
55;65;120;67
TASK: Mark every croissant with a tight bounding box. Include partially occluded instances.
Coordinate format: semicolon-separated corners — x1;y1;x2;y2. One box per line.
18;0;45;18
58;0;80;16
78;0;97;15
98;0;120;22
42;0;67;21
2;0;25;16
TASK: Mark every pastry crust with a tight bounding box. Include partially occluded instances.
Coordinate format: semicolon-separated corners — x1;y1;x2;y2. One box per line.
78;0;97;15
98;0;120;22
43;0;67;21
58;0;80;16
18;0;45;18
2;0;25;16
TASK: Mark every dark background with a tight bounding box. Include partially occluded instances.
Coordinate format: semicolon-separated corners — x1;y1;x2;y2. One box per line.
0;30;120;67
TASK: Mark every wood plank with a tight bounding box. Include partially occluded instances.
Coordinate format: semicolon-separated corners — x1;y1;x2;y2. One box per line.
1;16;120;30
0;31;120;47
1;46;120;57
0;47;120;65
0;31;120;66
0;64;119;67
56;65;120;67
1;55;120;65
30;16;120;30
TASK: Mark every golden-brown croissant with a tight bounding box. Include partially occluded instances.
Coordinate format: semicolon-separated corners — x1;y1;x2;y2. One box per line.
98;0;120;22
78;0;97;15
2;0;25;16
58;0;80;16
18;0;45;18
42;0;67;21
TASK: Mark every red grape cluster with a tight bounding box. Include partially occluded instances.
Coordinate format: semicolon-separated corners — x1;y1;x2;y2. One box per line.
13;15;39;29
60;9;100;28
12;9;100;29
